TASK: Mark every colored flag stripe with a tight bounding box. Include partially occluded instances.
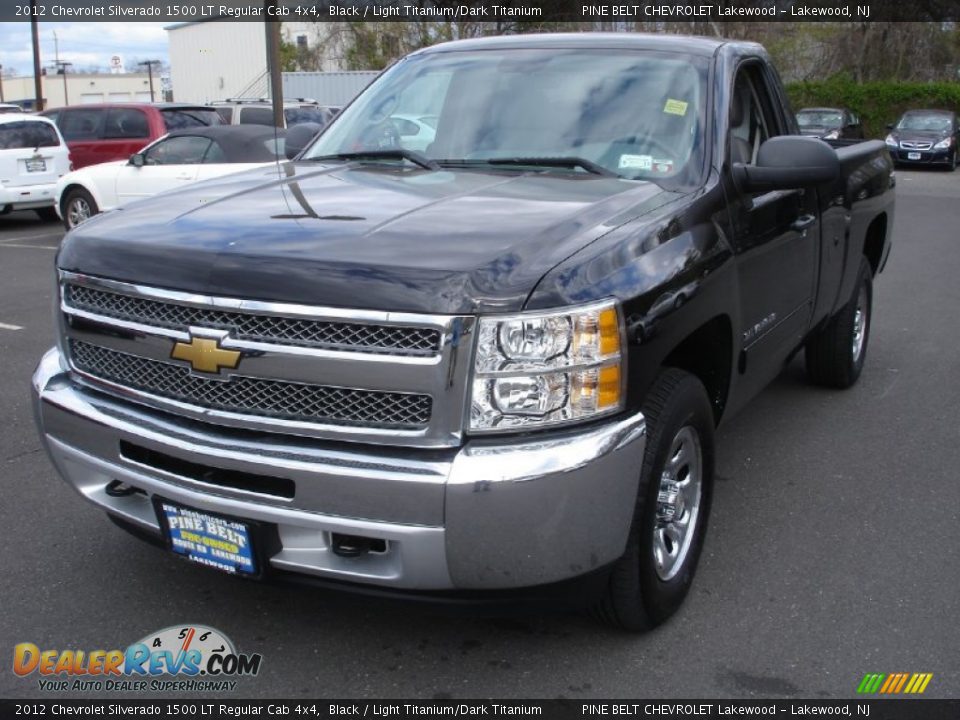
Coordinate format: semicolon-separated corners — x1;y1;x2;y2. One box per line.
904;674;920;693
869;674;885;693
856;674;873;694
917;674;933;694
880;674;896;693
893;673;909;693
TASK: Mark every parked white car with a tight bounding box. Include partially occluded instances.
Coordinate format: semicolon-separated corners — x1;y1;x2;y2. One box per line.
390;114;437;153
55;125;286;229
0;114;71;221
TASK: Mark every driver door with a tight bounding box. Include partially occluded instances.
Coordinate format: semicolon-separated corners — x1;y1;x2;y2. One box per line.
114;135;208;205
727;62;820;398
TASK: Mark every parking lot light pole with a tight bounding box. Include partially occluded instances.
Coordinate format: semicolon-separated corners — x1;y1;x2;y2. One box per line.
138;60;160;103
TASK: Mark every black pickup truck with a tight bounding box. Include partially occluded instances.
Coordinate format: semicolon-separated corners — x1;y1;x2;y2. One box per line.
33;33;893;631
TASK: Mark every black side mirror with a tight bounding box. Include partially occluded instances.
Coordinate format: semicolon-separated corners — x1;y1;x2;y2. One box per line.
732;136;840;194
130;153;145;167
886;124;894;131
284;122;322;160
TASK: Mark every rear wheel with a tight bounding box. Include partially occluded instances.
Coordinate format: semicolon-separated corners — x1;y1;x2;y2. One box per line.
594;369;715;631
950;151;957;172
63;188;98;230
805;257;873;389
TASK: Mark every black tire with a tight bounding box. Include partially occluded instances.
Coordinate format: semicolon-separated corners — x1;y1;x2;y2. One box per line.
594;368;715;631
805;257;873;389
950;151;957;172
35;206;59;222
62;188;98;230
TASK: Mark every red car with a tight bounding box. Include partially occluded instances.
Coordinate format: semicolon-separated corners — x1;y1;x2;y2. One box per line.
40;103;223;169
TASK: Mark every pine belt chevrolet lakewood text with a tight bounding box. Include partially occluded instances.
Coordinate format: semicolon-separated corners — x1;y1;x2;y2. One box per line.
33;34;894;630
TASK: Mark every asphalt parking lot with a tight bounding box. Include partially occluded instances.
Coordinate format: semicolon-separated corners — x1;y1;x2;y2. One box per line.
1;168;958;700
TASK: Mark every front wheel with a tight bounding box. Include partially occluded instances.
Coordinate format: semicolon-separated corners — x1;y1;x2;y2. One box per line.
805;257;873;389
62;188;98;230
594;369;715;631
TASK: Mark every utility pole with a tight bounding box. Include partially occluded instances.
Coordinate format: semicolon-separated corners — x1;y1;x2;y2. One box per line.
264;11;284;127
138;60;160;102
0;65;5;103
30;0;43;110
56;61;72;106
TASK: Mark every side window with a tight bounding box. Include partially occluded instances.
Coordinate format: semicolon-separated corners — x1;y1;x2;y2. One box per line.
143;136;212;165
59;108;105;140
729;64;782;166
202;140;227;164
216;107;233;124
238;107;274;126
103;108;149;139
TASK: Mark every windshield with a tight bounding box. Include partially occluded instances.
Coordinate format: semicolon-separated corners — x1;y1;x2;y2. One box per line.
797;110;843;127
305;49;708;182
897;113;953;132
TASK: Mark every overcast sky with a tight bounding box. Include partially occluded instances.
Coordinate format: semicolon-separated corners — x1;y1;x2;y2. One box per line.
0;22;170;75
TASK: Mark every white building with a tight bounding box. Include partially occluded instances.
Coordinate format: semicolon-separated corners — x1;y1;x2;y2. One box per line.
166;21;347;104
1;72;156;110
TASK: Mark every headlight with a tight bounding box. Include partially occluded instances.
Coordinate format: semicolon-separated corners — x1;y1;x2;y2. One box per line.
885;134;898;147
470;300;624;431
823;130;840;140
934;137;953;150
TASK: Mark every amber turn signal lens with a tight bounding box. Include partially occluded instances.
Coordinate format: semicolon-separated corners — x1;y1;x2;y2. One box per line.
597;364;621;409
598;307;620;357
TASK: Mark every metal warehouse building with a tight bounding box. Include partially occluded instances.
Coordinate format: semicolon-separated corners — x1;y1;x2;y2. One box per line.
166;21;375;105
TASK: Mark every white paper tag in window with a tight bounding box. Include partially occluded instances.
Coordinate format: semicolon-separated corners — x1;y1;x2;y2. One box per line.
619;154;652;170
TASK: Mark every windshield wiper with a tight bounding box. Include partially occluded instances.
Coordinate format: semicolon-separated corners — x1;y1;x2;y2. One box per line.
440;156;617;177
309;149;439;171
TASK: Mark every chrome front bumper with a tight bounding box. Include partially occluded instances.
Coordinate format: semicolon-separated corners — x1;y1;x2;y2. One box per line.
32;347;646;591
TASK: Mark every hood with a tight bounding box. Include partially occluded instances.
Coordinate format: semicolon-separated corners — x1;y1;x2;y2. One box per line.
892;129;951;143
58;161;675;314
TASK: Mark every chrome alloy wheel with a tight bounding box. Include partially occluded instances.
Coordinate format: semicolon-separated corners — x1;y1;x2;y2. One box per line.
851;283;868;363
67;197;91;228
653;425;703;581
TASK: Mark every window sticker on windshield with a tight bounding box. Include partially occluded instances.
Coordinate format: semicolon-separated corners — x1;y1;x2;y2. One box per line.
663;99;688;116
619;154;653;170
652;159;674;174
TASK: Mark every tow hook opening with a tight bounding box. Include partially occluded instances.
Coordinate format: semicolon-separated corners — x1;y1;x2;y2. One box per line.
105;479;144;497
331;533;388;558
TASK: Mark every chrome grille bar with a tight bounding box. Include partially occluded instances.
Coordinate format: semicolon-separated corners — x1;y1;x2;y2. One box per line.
65;283;441;356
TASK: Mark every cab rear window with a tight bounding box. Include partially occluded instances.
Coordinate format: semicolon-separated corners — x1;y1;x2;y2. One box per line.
0;121;60;149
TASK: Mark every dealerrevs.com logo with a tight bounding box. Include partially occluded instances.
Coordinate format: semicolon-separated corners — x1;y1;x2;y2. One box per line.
13;624;263;692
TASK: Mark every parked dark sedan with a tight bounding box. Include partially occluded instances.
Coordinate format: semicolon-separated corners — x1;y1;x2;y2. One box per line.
796;107;864;141
885;109;958;170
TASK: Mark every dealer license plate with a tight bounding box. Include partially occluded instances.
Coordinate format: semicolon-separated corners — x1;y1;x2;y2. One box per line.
907;152;922;160
158;501;257;576
25;157;46;172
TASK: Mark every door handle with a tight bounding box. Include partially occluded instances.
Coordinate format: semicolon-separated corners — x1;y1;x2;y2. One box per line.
791;214;816;232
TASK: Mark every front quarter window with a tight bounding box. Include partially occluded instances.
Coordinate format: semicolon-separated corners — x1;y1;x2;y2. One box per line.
304;48;707;184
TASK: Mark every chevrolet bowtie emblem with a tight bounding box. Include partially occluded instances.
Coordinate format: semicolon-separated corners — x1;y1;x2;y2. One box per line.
171;335;241;374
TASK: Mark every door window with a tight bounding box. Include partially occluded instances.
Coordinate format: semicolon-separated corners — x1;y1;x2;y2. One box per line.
143;136;212;165
103;108;149;139
59;109;105;140
729;64;783;165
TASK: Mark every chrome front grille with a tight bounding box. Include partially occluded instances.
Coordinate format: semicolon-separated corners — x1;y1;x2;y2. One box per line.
59;272;475;447
900;141;932;150
70;340;433;428
65;283;440;356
